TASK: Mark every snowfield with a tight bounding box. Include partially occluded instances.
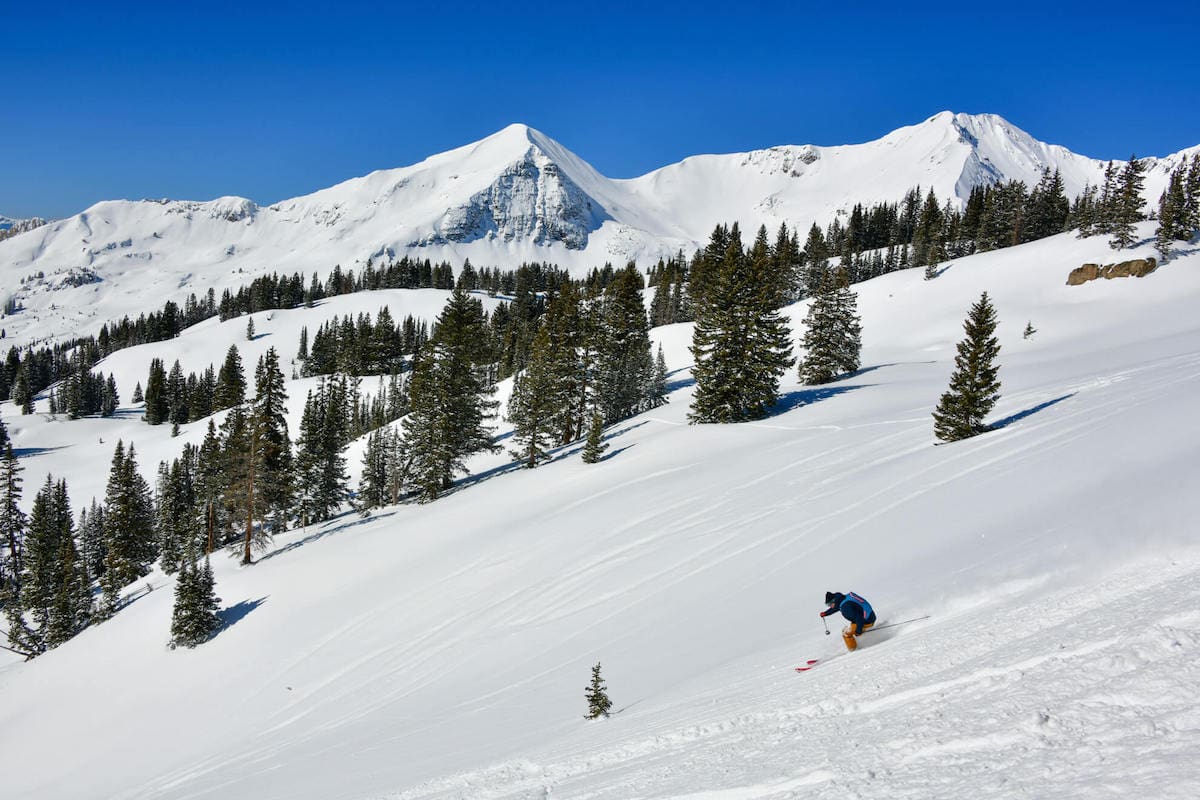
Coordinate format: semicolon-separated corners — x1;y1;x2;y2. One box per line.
1;222;1199;798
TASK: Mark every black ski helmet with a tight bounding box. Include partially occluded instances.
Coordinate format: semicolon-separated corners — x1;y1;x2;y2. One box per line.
824;591;836;605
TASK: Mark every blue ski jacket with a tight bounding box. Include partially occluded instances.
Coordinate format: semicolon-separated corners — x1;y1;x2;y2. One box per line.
821;591;877;634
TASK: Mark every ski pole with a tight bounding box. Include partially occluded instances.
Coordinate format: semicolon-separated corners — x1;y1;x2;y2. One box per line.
861;615;930;635
822;615;830;636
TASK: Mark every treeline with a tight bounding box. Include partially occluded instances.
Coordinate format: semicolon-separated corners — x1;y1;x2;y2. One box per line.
0;256;578;415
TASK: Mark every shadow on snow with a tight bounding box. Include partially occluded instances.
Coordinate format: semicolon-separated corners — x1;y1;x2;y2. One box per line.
258;511;397;563
989;393;1076;431
768;384;874;417
217;597;267;634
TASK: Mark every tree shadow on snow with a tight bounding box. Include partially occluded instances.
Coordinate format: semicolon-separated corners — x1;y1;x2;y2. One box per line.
258;511;397;563
838;363;899;381
989;394;1075;431
217;597;267;634
767;384;873;417
12;445;69;459
666;365;696;393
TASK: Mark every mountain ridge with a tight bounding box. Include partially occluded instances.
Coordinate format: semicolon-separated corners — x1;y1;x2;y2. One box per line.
1;112;1196;347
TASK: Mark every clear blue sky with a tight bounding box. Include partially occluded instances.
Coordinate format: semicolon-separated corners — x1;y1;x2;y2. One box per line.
2;0;1197;219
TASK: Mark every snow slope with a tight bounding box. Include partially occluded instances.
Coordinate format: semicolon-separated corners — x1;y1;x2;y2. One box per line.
2;113;1195;348
1;223;1198;798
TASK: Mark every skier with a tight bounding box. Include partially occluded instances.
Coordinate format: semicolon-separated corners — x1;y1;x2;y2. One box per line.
821;591;876;651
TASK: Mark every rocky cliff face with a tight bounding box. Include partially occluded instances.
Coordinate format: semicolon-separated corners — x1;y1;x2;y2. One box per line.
428;146;605;250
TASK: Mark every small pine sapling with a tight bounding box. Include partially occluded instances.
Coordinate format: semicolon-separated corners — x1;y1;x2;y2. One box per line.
584;661;613;719
1023;321;1037;340
581;411;608;464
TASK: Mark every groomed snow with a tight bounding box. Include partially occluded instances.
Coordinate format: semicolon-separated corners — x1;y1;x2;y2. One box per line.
1;223;1198;798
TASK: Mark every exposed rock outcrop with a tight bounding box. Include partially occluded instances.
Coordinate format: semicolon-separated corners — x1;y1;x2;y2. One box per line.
429;146;604;250
1067;258;1158;286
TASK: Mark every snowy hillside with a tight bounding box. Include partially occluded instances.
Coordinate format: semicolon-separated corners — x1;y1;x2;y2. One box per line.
2;112;1195;347
1;223;1198;799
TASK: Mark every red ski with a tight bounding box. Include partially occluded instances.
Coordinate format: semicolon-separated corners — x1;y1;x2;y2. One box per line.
794;659;820;672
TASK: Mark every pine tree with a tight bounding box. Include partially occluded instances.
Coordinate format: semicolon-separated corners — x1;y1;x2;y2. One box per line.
933;293;1002;443
252;348;293;538
647;344;668;409
101;441;157;594
143;358;168;424
155;457;199;574
12;367;33;414
1185;153;1200;233
77;498;106;579
169;546;221;649
295;377;351;521
214;345;247;411
1155;164;1191;261
246;316;256;341
1109;155;1147;250
596;266;655;424
1;443;27;601
798;268;862;385
580;411;608;464
101;374;119;417
357;428;392;511
401;290;498;501
584;662;612;719
689;225;794;423
131;381;144;404
19;475;88;650
507;325;563;469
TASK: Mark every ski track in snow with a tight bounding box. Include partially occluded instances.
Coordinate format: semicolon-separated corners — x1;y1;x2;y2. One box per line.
386;555;1200;800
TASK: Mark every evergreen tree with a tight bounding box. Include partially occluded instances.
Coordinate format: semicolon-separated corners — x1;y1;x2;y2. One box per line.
101;374;119;417
77;498;107;579
1095;161;1120;236
596;266;655;424
169;546;220;649
143;358;168;424
1155;164;1191;261
647;344;668;409
131;381;144;404
689;225;794;422
801;224;830;298
357;428;393;511
155;457;199;574
798;268;863;385
1109;155;1147;250
101;441;157;593
252;348;293;538
584;662;612;719
1;443;27;600
214;345;247;411
1024;168;1070;242
12;367;33;414
1185;152;1200;232
246;316;256;341
933;293;1003;443
507;324;563;469
402;290;498;501
911;188;945;267
166;360;188;426
19;475;88;650
295;377;351;522
580;411;608;464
